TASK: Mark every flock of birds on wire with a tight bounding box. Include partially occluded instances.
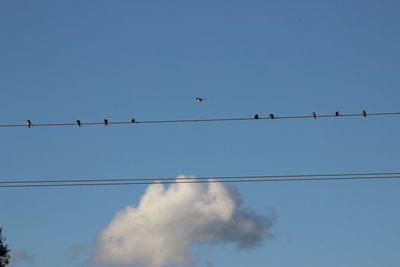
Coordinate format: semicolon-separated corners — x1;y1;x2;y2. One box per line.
22;97;369;128
254;110;367;120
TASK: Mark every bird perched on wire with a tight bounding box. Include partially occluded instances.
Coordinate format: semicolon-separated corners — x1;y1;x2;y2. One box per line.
335;111;340;116
76;120;81;127
312;112;317;119
254;114;259;119
104;119;108;126
362;110;367;117
26;120;32;128
195;97;206;102
131;118;136;123
269;114;274;119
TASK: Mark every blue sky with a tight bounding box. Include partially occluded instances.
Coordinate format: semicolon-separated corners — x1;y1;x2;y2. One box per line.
1;0;400;266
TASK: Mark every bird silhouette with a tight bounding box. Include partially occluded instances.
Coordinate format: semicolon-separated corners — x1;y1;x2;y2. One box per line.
104;119;108;126
195;97;206;102
254;114;259;119
131;118;136;123
26;120;32;128
76;120;81;127
312;112;317;119
269;114;274;119
335;111;340;116
362;110;367;117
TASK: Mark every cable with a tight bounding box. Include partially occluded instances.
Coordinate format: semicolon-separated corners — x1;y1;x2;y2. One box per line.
1;173;399;188
1;176;399;188
1;171;400;184
1;111;399;128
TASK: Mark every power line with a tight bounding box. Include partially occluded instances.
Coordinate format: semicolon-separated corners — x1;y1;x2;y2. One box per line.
1;172;399;188
1;111;399;128
1;171;400;184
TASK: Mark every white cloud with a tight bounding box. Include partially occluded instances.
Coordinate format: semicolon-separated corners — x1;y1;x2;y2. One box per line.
91;176;274;267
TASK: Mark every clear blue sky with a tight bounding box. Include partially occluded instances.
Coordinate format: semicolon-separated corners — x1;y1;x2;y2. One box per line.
1;0;400;266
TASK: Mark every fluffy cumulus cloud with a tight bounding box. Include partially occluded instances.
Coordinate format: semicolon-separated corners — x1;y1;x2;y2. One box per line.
91;176;274;267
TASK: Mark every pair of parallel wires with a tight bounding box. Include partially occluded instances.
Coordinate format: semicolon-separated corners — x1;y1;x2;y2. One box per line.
1;172;400;188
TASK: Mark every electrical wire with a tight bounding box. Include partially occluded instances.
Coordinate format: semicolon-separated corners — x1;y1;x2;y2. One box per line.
1;171;400;184
1;111;399;128
1;172;399;188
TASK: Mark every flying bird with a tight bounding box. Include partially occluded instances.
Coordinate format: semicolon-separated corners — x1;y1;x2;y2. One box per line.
362;110;367;117
269;114;274;119
335;111;340;116
195;97;206;102
26;120;32;128
254;114;259;119
76;120;81;127
104;119;108;126
312;112;317;119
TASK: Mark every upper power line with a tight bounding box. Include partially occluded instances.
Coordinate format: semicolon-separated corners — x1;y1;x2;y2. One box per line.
1;111;400;128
